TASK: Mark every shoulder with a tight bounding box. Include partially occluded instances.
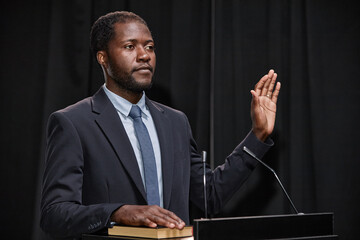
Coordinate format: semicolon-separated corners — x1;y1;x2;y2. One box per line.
45;97;92;134
51;97;92;120
50;87;109;120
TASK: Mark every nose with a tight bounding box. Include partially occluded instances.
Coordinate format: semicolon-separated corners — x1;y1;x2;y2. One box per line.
137;46;150;62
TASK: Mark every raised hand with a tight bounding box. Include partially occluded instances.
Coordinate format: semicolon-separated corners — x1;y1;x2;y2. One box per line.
111;205;186;229
250;69;281;141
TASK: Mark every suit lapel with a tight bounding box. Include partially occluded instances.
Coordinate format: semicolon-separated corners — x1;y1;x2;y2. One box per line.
91;88;147;202
146;98;174;209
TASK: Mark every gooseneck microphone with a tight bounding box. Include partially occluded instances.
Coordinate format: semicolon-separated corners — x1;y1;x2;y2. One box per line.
243;146;300;214
202;151;208;219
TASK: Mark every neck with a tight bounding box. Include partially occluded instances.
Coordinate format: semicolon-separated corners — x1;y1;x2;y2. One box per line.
105;81;143;104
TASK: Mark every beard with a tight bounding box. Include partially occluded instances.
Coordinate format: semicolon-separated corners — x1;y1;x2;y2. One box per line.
108;58;154;94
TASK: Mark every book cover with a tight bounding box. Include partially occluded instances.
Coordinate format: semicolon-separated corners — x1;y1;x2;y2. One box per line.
108;225;193;239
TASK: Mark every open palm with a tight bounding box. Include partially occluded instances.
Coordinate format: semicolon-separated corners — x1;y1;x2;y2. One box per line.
250;69;281;141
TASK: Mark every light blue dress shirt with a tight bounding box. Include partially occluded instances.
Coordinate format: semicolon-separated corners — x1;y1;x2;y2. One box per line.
103;85;163;207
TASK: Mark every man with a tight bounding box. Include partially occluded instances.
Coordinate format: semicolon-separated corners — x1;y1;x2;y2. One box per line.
40;11;280;239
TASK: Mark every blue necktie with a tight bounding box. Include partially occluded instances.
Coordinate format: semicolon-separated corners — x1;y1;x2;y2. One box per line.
129;105;160;206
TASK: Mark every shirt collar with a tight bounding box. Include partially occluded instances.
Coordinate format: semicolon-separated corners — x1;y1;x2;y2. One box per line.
103;84;148;118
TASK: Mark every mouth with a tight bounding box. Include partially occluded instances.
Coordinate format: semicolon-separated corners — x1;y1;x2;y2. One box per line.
133;65;153;73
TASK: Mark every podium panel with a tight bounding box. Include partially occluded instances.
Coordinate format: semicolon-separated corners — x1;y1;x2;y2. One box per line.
193;213;336;240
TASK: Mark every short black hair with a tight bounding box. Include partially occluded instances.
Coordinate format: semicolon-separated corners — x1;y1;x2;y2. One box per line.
90;11;148;57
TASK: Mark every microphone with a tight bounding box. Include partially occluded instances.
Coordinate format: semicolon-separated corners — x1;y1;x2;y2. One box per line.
243;146;301;214
202;151;208;218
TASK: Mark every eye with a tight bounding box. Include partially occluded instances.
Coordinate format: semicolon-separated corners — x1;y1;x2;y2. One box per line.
145;45;155;51
124;44;134;50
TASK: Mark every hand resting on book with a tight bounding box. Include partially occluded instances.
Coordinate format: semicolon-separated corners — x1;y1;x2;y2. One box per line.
111;205;186;230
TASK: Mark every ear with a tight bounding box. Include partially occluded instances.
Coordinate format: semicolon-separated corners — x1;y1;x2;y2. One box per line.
96;51;108;68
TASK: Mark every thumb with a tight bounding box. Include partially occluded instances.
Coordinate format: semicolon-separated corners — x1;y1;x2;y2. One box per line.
250;90;259;107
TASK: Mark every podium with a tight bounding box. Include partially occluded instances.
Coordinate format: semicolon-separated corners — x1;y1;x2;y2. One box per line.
83;213;336;240
193;213;336;239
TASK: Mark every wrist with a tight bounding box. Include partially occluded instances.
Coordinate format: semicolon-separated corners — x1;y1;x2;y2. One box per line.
110;204;127;223
252;128;268;142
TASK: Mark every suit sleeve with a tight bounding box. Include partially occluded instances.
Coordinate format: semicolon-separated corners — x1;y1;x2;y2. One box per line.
188;116;273;215
40;112;121;238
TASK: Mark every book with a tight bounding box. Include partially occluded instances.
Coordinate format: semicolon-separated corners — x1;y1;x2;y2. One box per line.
108;225;193;239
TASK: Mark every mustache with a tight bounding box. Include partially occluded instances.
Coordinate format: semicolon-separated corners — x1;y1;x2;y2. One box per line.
132;64;154;73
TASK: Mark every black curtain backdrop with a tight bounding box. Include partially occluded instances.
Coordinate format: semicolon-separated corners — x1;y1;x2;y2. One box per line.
1;0;359;239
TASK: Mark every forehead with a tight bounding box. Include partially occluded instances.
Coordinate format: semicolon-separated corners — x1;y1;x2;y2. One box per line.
112;21;153;42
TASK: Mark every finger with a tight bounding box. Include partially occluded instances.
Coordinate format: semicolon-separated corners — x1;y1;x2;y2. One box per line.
266;72;277;97
149;215;180;229
271;82;281;104
142;218;158;228
149;214;176;228
260;69;274;96
158;208;185;229
254;74;268;95
130;207;168;228
160;208;184;225
149;206;185;229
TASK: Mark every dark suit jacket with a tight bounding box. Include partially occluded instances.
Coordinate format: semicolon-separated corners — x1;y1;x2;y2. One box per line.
40;87;272;239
